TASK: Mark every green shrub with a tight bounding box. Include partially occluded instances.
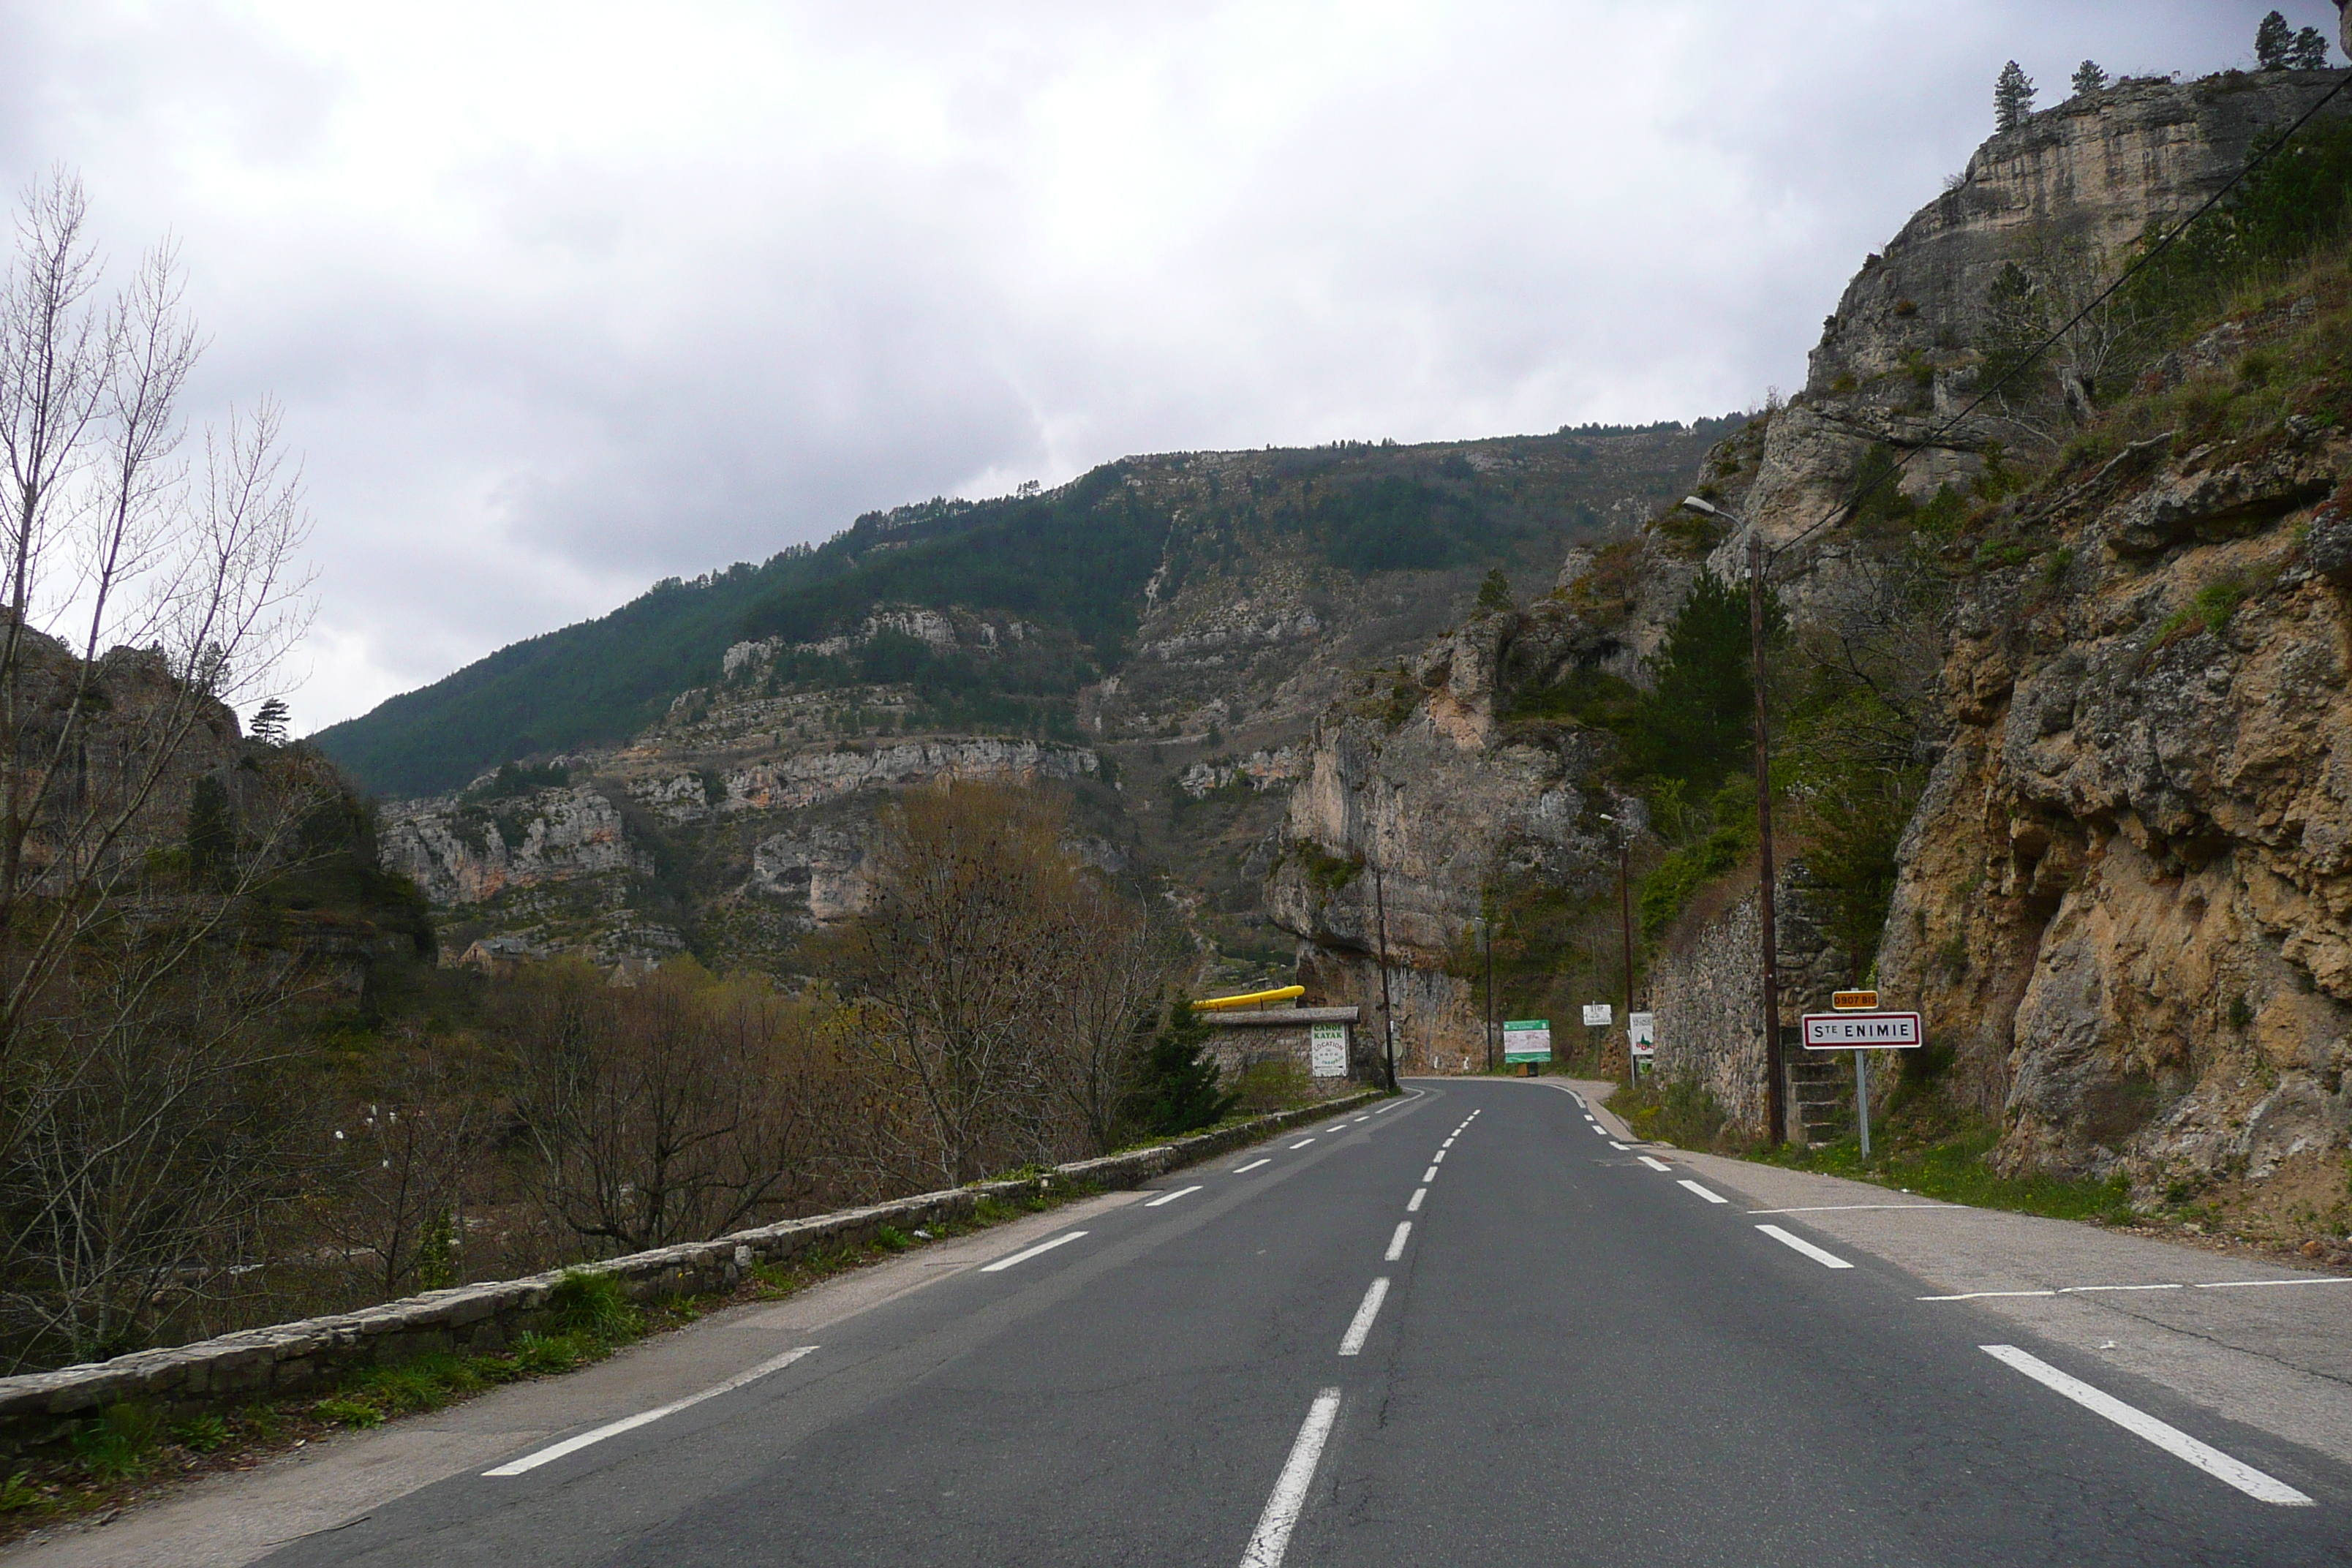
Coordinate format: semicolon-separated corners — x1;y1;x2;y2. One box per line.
508;1331;587;1375
0;1472;42;1513
871;1225;912;1252
313;1398;384;1430
71;1403;162;1481
548;1269;640;1343
170;1414;231;1453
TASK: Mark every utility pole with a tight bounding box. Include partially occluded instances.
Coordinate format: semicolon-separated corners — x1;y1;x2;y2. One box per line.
1681;497;1787;1147
1599;813;1635;1085
1373;865;1399;1093
1476;915;1496;1073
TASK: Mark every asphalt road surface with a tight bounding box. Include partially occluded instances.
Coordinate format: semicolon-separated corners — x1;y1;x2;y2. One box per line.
184;1081;2352;1564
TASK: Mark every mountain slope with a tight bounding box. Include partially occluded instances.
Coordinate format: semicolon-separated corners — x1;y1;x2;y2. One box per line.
317;426;1735;797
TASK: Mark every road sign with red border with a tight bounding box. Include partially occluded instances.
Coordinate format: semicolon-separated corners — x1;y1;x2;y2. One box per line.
1800;1011;1922;1049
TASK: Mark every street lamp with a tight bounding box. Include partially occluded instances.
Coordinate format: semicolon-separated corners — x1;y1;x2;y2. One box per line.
1598;813;1635;1085
1678;495;1786;1147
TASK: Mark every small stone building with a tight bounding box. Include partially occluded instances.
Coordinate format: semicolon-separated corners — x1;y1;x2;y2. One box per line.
1199;1005;1363;1092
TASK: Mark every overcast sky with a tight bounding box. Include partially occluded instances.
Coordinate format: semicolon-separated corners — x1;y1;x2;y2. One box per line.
0;1;2332;731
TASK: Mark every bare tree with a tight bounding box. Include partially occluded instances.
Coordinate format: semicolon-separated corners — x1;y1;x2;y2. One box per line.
827;783;1082;1186
1039;883;1180;1158
0;170;317;1096
317;1041;485;1300
506;962;834;1254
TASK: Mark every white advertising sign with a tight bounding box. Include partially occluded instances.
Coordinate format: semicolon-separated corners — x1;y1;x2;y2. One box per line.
1800;1011;1923;1049
1501;1019;1551;1062
1309;1022;1349;1078
1629;1011;1656;1059
1582;1003;1613;1028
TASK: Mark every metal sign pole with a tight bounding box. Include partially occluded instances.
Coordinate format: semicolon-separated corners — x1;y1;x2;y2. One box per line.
1855;1050;1872;1158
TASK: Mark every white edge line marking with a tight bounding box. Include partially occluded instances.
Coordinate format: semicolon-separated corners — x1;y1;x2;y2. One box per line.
1608;1142;1629;1150
1406;1188;1426;1212
979;1230;1089;1273
1234;1158;1271;1174
1678;1180;1729;1205
1145;1186;1202;1208
1923;1278;2352;1300
1589;1125;1610;1135
1239;1388;1342;1568
1338;1277;1390;1356
484;1344;818;1476
1759;1213;1956;1222
1637;1156;1673;1172
2195;1276;2352;1289
1980;1345;2313;1506
1422;1166;1438;1183
1755;1224;1853;1269
1385;1221;1411;1260
1290;1139;1315;1150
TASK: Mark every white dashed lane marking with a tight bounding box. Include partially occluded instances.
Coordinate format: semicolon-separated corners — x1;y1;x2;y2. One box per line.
1145;1186;1202;1207
1754;1225;1852;1270
1678;1180;1729;1205
1637;1156;1673;1172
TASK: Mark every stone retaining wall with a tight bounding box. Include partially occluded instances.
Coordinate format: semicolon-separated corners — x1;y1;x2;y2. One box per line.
1648;862;1845;1139
0;1091;1379;1458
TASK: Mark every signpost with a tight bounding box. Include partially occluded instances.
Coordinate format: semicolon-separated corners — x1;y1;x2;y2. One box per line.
1309;1022;1349;1079
1629;1011;1655;1062
1502;1019;1551;1070
1581;1003;1613;1028
1800;1005;1921;1156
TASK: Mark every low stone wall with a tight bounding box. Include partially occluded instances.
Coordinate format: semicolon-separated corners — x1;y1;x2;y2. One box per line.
0;1091;1379;1458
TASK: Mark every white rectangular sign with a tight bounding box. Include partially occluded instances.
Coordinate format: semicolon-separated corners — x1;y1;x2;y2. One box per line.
1629;1011;1655;1058
1800;1011;1923;1049
1582;1003;1613;1028
1309;1022;1349;1078
1501;1019;1551;1062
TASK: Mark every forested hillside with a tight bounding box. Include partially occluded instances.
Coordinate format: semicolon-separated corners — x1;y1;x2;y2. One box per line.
317;425;1736;797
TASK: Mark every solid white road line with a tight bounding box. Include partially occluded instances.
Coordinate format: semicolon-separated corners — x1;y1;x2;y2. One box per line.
1338;1278;1390;1356
1608;1142;1629;1150
1239;1388;1343;1568
1386;1221;1411;1261
1759;1213;1956;1222
1407;1188;1426;1212
1755;1225;1854;1269
1980;1345;2313;1506
1637;1156;1673;1172
1145;1186;1202;1207
1234;1159;1272;1174
1678;1180;1729;1205
1923;1277;2352;1302
1422;1166;1439;1183
1290;1139;1316;1150
979;1230;1089;1273
484;1345;819;1477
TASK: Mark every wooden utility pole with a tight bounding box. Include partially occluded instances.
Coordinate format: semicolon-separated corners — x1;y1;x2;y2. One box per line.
1373;866;1399;1093
1617;832;1635;1083
1749;529;1786;1146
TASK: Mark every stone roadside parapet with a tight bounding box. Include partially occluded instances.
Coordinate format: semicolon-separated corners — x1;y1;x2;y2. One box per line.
0;1090;1380;1458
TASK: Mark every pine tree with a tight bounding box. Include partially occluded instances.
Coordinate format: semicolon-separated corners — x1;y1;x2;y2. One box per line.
2289;26;2332;69
1994;61;2037;133
2070;60;2108;98
250;696;289;746
2257;10;2293;71
1125;998;1237;1137
1632;568;1784;794
1475;568;1512;615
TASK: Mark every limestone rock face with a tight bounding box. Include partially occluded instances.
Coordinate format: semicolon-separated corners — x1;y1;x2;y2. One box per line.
1266;603;1626;1063
1880;412;2352;1195
380;785;647;905
1714;72;2352;588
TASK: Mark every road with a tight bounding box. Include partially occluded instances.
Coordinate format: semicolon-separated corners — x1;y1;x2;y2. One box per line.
26;1078;2352;1566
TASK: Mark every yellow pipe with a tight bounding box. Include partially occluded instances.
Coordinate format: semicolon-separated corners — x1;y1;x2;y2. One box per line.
1195;984;1305;1011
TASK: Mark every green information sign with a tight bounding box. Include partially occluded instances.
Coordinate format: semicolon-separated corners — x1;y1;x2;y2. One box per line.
1501;1019;1551;1063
